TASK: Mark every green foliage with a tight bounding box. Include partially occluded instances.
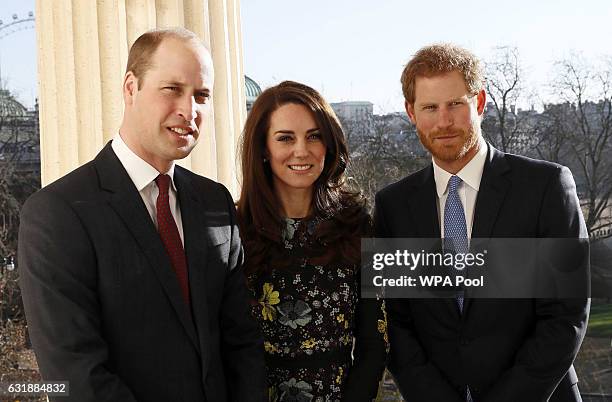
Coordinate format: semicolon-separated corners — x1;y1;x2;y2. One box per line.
586;300;612;338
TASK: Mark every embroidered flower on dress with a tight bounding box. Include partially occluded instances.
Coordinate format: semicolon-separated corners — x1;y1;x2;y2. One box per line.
377;319;386;335
335;367;344;384
380;301;389;345
340;334;352;346
269;386;278;401
259;282;280;321
283;218;298;241
301;338;317;349
265;341;280;354
278;300;312;329
279;378;314;402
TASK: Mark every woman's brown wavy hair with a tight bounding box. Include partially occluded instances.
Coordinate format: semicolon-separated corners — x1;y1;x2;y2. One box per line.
237;81;369;276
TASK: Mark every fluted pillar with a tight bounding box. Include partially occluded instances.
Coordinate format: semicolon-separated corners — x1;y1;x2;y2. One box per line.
35;0;246;197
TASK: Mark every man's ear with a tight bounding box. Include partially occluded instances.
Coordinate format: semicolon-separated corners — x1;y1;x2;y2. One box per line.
123;71;138;104
405;100;417;124
476;89;486;116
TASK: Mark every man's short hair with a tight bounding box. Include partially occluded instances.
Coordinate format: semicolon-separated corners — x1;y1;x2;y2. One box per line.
126;27;206;88
400;43;484;104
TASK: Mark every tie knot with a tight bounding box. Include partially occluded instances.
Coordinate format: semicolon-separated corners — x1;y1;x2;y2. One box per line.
448;175;462;193
155;174;171;194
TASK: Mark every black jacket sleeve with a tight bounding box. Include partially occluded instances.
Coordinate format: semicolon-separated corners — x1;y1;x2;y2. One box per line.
219;186;267;402
18;190;138;402
342;296;387;401
482;166;590;402
342;209;388;401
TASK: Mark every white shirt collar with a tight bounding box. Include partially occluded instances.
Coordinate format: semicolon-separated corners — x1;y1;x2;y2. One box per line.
111;132;177;192
433;136;488;197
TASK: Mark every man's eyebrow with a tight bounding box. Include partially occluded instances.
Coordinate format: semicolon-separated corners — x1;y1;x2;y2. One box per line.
160;80;210;94
160;80;184;86
417;96;465;106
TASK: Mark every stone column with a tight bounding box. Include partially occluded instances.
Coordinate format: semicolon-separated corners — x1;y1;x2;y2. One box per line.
35;0;246;197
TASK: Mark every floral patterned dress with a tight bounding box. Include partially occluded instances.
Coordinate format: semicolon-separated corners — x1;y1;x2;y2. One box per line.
250;217;386;402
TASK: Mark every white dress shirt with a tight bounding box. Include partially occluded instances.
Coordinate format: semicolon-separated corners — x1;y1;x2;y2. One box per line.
111;133;184;245
433;137;488;239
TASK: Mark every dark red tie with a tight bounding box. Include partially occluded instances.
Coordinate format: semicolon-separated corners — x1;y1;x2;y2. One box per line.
155;174;190;306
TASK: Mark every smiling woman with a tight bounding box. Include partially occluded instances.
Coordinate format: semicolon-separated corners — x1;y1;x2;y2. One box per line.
237;81;387;401
265;102;327;218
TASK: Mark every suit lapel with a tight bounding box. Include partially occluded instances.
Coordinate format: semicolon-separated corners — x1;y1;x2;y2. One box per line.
174;167;211;373
95;143;200;353
409;166;460;318
464;145;511;313
471;145;511;238
410;165;441;238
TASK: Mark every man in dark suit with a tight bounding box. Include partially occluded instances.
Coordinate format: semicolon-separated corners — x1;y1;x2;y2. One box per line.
375;44;589;401
18;28;265;402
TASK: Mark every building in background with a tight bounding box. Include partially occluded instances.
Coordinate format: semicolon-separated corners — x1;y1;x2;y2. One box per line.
0;89;39;176
245;75;262;113
330;101;373;122
331;101;374;138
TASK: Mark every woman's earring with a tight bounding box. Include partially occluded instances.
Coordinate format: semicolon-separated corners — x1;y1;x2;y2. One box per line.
263;157;268;163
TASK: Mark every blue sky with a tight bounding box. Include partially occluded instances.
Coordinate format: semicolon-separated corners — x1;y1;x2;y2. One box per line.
2;1;611;113
242;0;612;113
0;1;36;108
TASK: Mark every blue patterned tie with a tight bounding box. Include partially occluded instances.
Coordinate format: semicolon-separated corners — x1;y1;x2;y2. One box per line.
444;175;468;309
443;175;473;402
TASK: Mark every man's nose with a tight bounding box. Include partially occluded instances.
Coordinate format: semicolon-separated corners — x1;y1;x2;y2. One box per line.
177;95;198;122
437;107;453;128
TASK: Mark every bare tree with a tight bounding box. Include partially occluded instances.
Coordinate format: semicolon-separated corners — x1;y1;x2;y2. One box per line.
0;114;39;258
0;110;42;388
347;114;428;205
533;102;574;163
483;46;531;153
551;55;612;237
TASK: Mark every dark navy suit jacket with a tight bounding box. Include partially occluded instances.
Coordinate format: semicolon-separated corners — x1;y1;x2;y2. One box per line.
19;142;266;402
375;144;589;402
